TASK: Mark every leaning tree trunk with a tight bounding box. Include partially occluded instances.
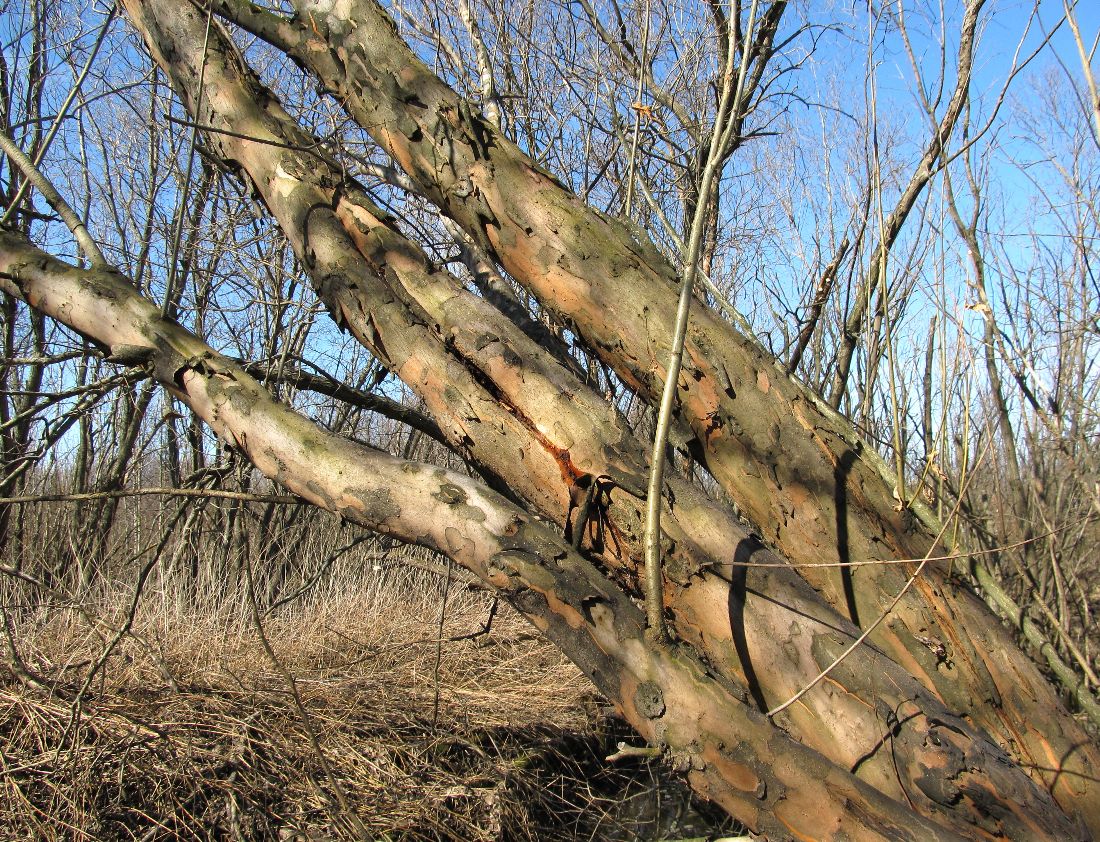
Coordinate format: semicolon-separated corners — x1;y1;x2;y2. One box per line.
0;228;993;842
5;0;1094;834
199;0;1100;826
112;2;1092;837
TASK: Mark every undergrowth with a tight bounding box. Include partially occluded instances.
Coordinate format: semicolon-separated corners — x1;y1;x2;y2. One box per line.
0;549;739;840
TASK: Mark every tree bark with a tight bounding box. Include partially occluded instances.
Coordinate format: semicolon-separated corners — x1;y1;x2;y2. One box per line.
197;0;1100;826
0;227;984;842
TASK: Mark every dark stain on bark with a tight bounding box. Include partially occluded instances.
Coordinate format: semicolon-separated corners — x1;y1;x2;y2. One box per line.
304;480;335;511
346;485;401;526
433;482;466;505
634;681;666;720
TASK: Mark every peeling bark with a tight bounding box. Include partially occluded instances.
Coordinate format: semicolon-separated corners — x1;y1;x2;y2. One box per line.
197;0;1100;826
0;228;988;842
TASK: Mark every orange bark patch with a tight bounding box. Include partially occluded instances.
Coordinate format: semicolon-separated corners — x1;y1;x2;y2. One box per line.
785;481;813;515
701;742;762;795
775;804;838;842
543;588;586;630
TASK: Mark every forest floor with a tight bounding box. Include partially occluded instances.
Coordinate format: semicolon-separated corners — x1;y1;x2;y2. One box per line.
0;557;741;840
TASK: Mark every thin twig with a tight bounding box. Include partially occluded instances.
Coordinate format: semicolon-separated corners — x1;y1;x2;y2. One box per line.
431;557;455;729
718;514;1097;569
162;3;213;317
242;551;369;839
643;0;761;641
0;488;301;505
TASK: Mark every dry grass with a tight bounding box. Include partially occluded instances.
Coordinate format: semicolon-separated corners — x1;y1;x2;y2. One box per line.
0;550;739;841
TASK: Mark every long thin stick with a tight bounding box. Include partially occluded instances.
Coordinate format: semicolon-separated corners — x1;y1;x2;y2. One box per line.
0;5;118;228
643;0;760;640
623;0;651;218
0;487;301;505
